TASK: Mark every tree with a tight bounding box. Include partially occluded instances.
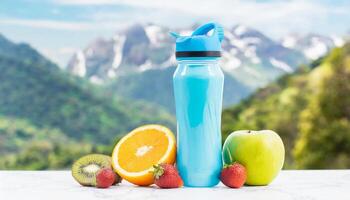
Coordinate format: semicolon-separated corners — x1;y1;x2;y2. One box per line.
294;45;350;168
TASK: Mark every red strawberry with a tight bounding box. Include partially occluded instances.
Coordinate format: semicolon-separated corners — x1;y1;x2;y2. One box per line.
220;162;246;188
152;164;183;188
96;168;116;188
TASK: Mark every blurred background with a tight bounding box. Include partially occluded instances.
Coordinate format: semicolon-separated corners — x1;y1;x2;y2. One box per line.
0;0;349;170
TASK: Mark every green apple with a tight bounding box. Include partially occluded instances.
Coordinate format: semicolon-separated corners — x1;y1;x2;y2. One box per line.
222;130;285;185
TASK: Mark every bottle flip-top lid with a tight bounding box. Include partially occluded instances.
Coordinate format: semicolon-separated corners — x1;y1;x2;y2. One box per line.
170;22;224;59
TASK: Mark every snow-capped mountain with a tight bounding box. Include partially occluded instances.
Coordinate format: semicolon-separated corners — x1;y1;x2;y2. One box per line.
220;25;306;88
67;24;307;88
281;33;344;60
67;24;174;84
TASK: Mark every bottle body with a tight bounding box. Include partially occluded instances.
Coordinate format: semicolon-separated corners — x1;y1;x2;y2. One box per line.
173;59;224;187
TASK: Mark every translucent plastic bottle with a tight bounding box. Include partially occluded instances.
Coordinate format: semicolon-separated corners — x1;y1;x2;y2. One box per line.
171;23;224;187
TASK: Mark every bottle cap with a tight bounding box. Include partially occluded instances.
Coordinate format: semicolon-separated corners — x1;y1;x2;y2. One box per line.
170;22;224;59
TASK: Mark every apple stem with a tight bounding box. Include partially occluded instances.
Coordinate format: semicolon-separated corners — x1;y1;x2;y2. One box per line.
248;130;251;133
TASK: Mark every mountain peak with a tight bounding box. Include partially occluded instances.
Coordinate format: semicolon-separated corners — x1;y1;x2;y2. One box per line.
67;50;86;77
281;33;344;60
0;33;57;69
232;24;249;36
0;33;8;41
0;33;16;48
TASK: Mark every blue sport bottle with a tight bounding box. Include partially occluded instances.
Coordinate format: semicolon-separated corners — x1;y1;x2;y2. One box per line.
171;22;224;187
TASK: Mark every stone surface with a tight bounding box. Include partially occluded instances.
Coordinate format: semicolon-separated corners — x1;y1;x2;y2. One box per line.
0;170;349;200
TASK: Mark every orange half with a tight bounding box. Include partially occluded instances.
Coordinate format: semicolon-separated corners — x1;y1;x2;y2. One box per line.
112;124;176;186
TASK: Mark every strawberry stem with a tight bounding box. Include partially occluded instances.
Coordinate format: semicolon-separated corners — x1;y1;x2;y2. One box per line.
223;163;231;168
152;164;164;179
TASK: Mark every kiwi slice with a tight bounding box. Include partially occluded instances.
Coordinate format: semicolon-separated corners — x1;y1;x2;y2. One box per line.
71;154;112;186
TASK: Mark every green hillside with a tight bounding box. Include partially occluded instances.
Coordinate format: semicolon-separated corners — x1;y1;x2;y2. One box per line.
0;34;175;169
0;34;174;144
222;43;350;169
0;116;96;169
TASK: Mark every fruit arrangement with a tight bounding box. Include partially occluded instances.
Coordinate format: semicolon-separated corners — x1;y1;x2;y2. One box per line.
71;154;122;188
222;130;285;185
71;125;285;189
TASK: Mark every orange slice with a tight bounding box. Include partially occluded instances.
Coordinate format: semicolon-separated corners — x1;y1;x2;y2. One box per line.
112;124;176;186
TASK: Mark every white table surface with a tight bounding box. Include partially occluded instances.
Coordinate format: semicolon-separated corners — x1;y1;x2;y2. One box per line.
0;170;349;200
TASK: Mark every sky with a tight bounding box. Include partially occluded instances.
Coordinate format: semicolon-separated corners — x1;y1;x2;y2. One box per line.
0;0;349;67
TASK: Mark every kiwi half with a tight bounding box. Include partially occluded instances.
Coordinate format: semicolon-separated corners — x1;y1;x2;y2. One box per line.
71;154;112;186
